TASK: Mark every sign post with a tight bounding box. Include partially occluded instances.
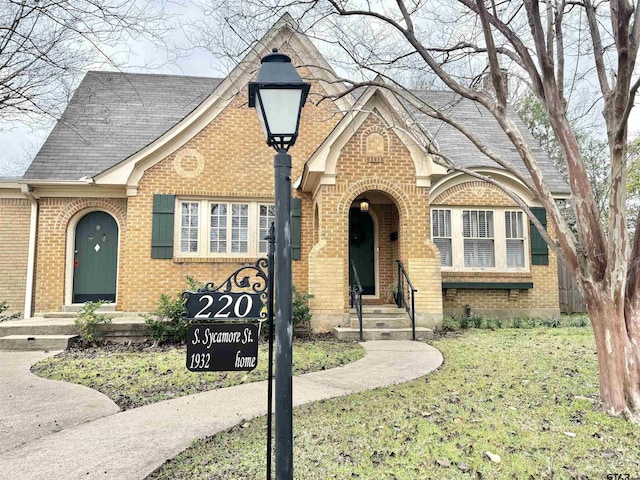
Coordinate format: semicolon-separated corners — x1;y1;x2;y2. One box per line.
181;245;276;479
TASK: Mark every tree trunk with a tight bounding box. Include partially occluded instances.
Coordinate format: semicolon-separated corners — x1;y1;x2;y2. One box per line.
584;289;640;421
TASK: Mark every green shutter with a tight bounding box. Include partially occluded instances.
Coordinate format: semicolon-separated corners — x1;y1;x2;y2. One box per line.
530;207;548;265
151;194;175;259
291;198;302;261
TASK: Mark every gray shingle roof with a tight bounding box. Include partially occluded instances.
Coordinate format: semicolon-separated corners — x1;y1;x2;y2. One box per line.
407;91;569;195
23;71;223;180
23;70;568;196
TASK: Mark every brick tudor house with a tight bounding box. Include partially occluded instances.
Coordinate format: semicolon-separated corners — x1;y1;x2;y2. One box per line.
0;16;569;334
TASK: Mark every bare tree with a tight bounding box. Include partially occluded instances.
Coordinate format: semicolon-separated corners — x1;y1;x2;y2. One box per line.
194;0;640;420
0;0;168;123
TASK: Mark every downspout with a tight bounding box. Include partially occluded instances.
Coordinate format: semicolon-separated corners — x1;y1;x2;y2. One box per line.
20;184;38;319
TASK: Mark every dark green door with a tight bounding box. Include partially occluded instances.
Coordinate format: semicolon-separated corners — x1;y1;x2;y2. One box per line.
349;208;375;295
73;211;119;303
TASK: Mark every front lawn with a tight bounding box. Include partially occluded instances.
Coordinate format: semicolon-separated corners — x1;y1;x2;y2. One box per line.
149;328;640;479
32;338;365;410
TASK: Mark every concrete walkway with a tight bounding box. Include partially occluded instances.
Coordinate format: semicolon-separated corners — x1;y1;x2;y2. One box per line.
0;341;443;480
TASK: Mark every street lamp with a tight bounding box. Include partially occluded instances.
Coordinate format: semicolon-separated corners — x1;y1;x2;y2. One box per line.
249;48;310;480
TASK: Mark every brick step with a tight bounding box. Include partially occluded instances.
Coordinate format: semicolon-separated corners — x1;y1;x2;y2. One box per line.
333;327;433;342
0;335;78;352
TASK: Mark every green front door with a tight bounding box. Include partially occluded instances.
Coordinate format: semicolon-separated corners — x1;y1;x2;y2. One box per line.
73;211;119;303
349;208;375;295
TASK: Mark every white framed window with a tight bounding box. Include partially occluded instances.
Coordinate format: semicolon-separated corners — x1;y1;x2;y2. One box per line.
463;210;495;267
505;211;525;268
431;207;529;272
431;209;452;266
177;199;274;257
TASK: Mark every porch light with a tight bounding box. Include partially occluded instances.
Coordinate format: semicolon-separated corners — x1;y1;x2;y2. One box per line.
360;198;370;213
248;48;310;152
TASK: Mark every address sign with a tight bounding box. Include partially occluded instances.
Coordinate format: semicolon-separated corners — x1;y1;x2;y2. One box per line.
186;323;259;372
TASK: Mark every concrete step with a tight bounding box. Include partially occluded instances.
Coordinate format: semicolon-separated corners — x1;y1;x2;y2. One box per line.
349;316;412;329
333;327;433;342
0;316;151;347
0;335;78;351
353;304;404;315
42;308;136;318
60;304;117;313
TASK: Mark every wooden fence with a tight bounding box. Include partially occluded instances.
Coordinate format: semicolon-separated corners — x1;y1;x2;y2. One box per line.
557;260;587;314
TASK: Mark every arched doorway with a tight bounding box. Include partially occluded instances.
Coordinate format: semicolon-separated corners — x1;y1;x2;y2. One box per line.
72;211;119;303
349;208;376;295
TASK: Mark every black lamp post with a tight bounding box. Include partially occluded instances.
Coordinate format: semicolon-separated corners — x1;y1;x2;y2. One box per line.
249;48;310;480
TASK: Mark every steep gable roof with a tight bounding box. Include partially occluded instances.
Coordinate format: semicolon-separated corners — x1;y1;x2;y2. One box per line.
406;91;569;195
23;72;222;180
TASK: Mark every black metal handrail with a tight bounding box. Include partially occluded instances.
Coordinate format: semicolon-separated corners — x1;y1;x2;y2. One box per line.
350;260;364;341
396;260;417;341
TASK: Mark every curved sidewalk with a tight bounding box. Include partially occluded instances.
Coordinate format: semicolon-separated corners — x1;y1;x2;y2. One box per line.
0;341;443;480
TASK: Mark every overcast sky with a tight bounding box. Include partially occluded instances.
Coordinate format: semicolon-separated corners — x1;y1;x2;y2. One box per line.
1;4;639;178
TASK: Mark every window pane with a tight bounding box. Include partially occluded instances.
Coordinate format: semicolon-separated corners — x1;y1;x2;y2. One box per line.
505;211;524;239
464;239;495;267
431;209;451;237
434;238;452;266
231;204;249;253
463;210;493;238
210;203;228;253
259;204;276;253
180;202;199;253
507;239;525;267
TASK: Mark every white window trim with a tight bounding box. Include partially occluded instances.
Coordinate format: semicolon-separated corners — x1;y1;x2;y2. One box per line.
174;198;275;258
432;207;530;272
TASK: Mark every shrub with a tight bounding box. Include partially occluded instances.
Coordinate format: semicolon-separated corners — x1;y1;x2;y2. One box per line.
458;314;471;329
471;314;483;329
292;286;313;329
143;276;203;345
74;301;113;344
0;300;20;323
385;282;398;304
442;316;461;331
542;317;561;328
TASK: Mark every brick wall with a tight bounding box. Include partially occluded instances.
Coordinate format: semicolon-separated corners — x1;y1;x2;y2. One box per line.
0;199;30;315
115;63;340;312
307;114;443;329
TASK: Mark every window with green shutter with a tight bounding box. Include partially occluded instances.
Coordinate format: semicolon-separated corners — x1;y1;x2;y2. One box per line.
151;194;175;259
529;207;549;265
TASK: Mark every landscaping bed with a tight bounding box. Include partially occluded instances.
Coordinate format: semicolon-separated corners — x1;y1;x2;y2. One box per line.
31;335;365;411
149;327;640;479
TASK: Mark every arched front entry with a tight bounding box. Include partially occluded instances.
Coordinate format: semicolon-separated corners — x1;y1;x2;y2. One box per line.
72;211;119;303
349;208;376;295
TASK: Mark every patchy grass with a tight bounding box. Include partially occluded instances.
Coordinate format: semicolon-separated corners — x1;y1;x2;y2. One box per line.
32;338;364;410
149;328;640;479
